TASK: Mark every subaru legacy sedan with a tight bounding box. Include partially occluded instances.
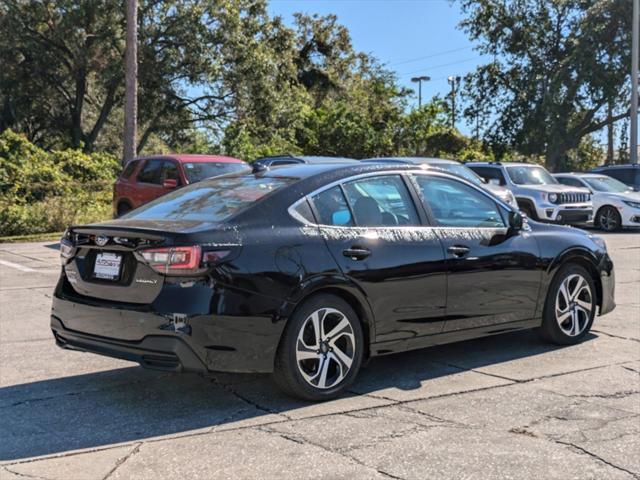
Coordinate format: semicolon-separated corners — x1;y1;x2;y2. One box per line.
52;163;615;400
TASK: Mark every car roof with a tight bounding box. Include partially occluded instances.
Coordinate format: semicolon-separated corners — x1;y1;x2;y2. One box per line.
255;155;357;164
366;157;460;165
592;164;640;170
554;173;607;178
137;154;245;164
466;161;532;167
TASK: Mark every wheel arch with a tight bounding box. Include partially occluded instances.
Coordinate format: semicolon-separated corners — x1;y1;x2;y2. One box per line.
545;248;603;310
278;279;376;360
516;197;538;219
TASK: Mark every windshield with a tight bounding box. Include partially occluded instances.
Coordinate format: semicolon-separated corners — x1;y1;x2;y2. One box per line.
506;166;557;185
123;176;293;222
183;162;248;183
583;176;631;193
432;163;483;185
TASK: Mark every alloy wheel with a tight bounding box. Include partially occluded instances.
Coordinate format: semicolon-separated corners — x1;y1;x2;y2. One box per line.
598;207;619;232
295;308;356;389
555;274;593;337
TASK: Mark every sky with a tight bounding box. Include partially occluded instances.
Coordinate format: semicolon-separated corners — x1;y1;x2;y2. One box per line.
267;0;492;136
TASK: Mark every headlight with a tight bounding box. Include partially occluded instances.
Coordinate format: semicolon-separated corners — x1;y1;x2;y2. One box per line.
548;193;558;203
589;235;607;251
623;200;640;209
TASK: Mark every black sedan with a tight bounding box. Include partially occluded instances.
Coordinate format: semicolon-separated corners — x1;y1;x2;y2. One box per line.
52;163;615;400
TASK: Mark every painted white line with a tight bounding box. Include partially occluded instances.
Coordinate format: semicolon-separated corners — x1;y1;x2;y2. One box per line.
0;259;37;272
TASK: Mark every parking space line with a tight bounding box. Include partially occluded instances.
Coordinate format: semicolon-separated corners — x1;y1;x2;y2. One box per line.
0;259;37;272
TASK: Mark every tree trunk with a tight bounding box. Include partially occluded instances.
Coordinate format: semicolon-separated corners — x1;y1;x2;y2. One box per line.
123;0;138;165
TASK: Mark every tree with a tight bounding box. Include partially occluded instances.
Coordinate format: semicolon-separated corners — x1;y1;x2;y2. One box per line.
458;0;633;171
0;0;271;153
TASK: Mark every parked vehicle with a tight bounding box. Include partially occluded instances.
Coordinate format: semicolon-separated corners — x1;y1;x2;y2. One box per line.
53;163;615;400
467;162;592;225
114;154;248;216
555;173;640;231
591;164;640;192
253;155;358;168
364;157;518;208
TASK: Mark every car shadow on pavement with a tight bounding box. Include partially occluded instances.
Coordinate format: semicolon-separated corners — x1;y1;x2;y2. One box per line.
0;329;596;461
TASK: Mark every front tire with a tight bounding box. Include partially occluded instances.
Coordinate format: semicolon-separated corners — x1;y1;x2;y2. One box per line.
596;206;622;232
273;294;364;401
539;264;596;345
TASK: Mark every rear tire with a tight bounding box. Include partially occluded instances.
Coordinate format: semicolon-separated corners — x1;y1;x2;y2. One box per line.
596;206;621;232
539;264;596;345
273;294;364;401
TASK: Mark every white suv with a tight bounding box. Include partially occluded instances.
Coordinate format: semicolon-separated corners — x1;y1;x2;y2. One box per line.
467;162;592;225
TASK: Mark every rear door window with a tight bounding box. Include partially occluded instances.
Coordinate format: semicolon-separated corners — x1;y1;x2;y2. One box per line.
312;186;353;226
124;176;294;222
137;159;164;184
342;175;420;226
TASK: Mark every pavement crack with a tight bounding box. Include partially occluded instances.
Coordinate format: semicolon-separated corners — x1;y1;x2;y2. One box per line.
209;377;292;420
2;466;50;480
592;329;640;344
553;440;640;479
102;443;141;480
622;366;640;375
258;426;406;479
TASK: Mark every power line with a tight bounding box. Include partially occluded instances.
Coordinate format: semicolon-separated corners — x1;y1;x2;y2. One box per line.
398;56;483;76
387;46;472;67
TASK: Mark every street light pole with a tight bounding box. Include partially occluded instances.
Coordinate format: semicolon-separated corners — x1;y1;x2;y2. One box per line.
411;76;430;109
447;75;461;130
631;0;639;164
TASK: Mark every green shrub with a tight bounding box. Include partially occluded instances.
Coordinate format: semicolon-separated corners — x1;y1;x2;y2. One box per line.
0;130;117;236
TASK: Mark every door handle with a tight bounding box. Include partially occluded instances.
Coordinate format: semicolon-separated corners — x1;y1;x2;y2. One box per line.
447;245;470;257
343;247;371;260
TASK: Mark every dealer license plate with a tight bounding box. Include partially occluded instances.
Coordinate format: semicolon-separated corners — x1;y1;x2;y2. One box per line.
93;252;122;280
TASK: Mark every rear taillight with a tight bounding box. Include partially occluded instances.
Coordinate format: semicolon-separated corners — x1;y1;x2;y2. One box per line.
140;246;202;275
60;231;75;265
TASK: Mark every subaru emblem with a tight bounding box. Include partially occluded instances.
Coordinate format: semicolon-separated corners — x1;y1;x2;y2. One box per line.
95;235;109;247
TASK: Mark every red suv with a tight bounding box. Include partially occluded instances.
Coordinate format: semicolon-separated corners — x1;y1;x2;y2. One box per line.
113;154;248;216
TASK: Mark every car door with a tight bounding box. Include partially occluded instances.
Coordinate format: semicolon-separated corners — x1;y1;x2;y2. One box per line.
411;173;541;332
134;158;166;206
310;173;447;343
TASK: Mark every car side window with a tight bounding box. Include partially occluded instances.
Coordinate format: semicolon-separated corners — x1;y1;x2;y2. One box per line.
470;166;506;186
342;175;420;226
312;186;354;226
557;177;584;188
271;160;298;166
137;159;164;184
161;161;180;184
414;175;505;228
121;160;139;179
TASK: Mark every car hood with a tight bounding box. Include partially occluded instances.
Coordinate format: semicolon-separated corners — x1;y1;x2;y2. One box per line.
594;191;640;202
518;184;590;194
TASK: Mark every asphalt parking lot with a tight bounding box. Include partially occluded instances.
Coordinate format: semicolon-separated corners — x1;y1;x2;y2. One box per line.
0;231;638;480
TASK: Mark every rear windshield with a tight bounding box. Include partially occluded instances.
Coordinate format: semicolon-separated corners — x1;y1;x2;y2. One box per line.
183;162;248;183
122;176;293;222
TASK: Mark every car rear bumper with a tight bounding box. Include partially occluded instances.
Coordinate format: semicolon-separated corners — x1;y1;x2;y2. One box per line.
51;315;207;372
51;274;289;373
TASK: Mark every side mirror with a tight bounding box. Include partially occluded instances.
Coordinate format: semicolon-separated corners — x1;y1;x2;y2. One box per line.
488;178;501;186
508;210;524;231
163;178;178;189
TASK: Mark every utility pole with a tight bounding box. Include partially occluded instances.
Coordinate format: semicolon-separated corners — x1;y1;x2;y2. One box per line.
123;0;138;166
447;75;461;130
411;76;430;109
631;0;639;164
606;102;614;165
